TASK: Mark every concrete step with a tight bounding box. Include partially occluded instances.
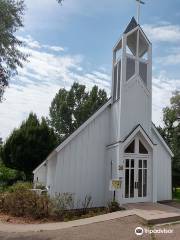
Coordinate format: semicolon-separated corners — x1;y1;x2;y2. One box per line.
123;202;180;225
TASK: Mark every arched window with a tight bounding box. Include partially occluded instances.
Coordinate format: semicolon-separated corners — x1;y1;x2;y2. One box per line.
139;140;148;154
124;138;149;154
125;140;135;153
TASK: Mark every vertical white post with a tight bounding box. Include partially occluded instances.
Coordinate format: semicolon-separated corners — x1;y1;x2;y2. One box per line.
153;145;158;202
118;144;124;206
137;0;140;24
111;50;116;103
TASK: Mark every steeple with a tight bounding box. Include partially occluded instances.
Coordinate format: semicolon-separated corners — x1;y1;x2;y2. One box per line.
112;18;151;102
111;17;152;138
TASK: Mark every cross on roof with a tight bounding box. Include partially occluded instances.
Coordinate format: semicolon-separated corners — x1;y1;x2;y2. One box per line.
136;0;145;24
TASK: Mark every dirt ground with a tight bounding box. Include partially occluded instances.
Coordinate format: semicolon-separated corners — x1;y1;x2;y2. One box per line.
0;215;180;240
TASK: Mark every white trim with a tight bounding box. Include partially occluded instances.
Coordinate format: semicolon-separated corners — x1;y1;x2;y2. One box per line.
33;160;47;174
125;26;139;38
106;143;119;150
113;38;122;52
138;26;152;45
56;99;111;152
122;155;151;203
122;125;154;149
33;150;57;174
151;124;174;157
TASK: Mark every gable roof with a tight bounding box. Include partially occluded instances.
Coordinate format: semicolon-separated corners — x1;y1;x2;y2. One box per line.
106;123;174;157
122;124;155;148
151;123;174;157
33;99;112;174
106;124;155;149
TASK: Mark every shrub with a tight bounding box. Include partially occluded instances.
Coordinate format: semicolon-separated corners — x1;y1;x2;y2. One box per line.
81;195;93;214
107;201;120;212
52;193;74;217
0;163;25;186
8;181;33;192
0;188;52;219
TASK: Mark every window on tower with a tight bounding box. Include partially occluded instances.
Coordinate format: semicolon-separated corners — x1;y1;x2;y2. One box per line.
126;30;138;56
138;31;149;60
113;61;121;101
138;31;149;86
113;40;122;102
125;30;137;82
126;57;135;81
139;61;147;86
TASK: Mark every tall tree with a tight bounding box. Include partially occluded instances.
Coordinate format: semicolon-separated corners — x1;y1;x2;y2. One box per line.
157;91;180;189
1;113;57;179
0;0;27;101
48;82;108;142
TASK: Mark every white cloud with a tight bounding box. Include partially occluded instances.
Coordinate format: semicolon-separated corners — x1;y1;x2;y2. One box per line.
43;45;65;52
0;36;111;140
18;35;41;49
143;23;180;42
18;35;65;52
157;52;180;65
152;73;180;126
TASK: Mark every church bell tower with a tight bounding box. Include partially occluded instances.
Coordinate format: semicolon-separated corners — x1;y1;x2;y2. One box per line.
111;17;152;139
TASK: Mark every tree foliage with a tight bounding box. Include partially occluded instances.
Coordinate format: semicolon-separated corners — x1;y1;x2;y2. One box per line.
0;163;25;185
0;113;57;179
48;82;108;142
0;0;27;101
157;91;180;188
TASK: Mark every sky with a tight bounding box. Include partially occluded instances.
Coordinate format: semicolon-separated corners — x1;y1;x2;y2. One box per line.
0;0;180;140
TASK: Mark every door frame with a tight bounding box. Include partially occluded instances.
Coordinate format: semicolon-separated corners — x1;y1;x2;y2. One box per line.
122;153;151;203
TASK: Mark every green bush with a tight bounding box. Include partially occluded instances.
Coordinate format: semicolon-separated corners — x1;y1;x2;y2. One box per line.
8;181;33;192
0;163;25;187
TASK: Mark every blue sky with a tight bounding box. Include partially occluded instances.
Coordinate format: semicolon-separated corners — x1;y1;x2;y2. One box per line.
0;0;180;140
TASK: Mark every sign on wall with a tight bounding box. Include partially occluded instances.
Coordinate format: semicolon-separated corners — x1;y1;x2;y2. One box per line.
109;179;121;191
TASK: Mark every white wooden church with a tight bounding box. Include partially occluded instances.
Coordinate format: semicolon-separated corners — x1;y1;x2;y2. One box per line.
33;17;173;207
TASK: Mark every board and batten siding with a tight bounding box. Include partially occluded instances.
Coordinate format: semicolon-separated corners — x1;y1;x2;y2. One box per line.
152;130;172;201
109;100;120;143
119;78;152;139
46;153;57;196
33;163;47;186
50;106;110;208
